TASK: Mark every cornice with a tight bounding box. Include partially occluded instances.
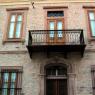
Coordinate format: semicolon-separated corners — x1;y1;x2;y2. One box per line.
0;0;95;6
0;50;28;54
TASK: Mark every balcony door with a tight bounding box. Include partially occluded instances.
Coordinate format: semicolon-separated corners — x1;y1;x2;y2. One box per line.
47;11;65;44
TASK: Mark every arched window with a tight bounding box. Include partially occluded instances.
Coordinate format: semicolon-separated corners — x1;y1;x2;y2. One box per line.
46;65;67;78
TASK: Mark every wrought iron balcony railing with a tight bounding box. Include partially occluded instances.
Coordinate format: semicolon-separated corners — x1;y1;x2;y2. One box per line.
28;29;85;46
27;29;86;58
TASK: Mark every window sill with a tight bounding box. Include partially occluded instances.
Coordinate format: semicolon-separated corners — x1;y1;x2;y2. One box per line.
88;38;95;41
2;38;25;44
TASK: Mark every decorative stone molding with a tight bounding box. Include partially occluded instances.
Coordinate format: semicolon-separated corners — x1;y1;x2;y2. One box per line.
68;73;76;77
40;57;76;95
40;56;73;73
0;50;28;54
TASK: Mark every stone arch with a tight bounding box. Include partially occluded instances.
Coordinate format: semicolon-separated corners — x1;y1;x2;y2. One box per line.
40;56;73;75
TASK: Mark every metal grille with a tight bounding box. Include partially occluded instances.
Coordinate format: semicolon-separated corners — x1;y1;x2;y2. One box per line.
0;67;22;95
28;29;84;46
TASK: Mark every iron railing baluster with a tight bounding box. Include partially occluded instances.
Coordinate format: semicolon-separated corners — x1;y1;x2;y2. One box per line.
28;29;84;45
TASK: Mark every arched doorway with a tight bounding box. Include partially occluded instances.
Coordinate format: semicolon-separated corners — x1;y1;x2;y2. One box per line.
45;64;68;95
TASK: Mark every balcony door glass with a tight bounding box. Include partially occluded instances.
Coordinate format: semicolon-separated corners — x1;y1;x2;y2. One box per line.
49;21;55;38
48;20;64;43
47;11;64;44
57;21;63;38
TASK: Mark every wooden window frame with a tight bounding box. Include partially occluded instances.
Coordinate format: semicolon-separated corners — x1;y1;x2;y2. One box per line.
3;8;28;43
84;8;95;41
87;10;95;37
0;66;23;95
7;12;24;39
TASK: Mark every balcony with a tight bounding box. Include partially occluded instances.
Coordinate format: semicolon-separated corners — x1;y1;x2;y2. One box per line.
26;29;86;58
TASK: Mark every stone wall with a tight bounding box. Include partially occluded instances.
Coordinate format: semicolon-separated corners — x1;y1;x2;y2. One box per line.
0;52;94;95
0;1;95;95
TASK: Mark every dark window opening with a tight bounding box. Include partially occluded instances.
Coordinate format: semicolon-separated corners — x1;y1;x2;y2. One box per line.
47;11;64;17
46;65;67;77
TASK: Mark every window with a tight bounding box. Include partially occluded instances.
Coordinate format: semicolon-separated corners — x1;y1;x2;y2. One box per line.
46;66;67;77
88;11;95;37
91;66;95;95
3;8;29;42
0;67;23;95
8;13;23;39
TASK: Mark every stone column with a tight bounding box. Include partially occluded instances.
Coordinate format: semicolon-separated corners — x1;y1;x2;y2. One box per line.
68;73;76;95
39;74;45;95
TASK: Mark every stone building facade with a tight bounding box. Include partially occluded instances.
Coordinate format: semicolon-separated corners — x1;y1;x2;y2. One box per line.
0;1;95;95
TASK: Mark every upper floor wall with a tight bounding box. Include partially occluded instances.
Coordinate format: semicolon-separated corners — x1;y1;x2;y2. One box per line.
0;1;95;52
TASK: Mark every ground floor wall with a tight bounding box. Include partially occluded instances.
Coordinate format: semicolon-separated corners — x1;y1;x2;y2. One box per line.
0;51;94;95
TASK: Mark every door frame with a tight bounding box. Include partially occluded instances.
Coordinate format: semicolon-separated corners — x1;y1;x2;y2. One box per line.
45;64;68;95
40;57;76;95
46;79;68;95
46;9;65;24
44;8;67;44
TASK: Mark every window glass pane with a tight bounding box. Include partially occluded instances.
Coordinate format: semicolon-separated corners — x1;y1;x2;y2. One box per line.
15;22;22;38
10;73;16;95
89;12;95;20
11;73;16;82
2;73;9;95
3;73;9;82
3;83;8;88
51;69;56;75
10;83;15;88
57;21;62;30
49;22;54;38
8;22;15;38
46;69;56;76
46;66;67;76
47;11;64;17
11;15;16;22
58;68;67;76
90;21;95;36
2;89;8;95
10;89;15;95
17;15;22;22
50;22;54;30
57;21;63;38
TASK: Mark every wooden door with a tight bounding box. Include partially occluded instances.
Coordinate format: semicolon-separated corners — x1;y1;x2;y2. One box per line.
46;79;67;95
47;19;64;44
